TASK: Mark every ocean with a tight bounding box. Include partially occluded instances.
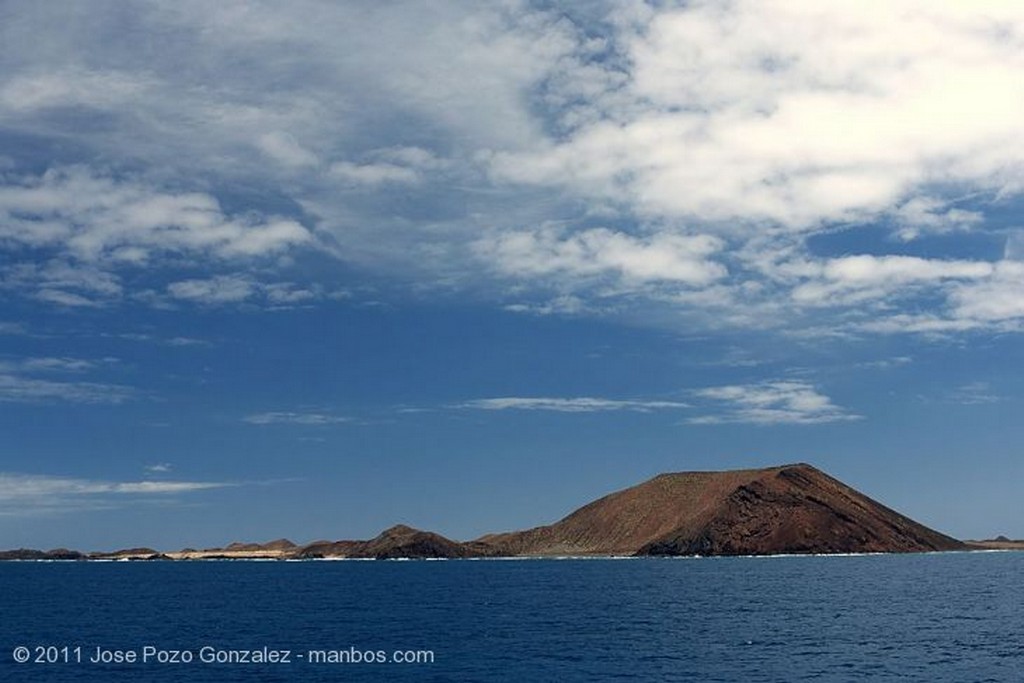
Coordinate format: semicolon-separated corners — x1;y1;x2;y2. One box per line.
1;551;1020;682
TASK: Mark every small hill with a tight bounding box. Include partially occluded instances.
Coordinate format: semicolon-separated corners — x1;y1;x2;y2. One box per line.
346;525;478;559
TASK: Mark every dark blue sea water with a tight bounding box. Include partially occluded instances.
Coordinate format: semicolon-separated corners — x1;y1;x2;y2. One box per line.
1;552;1021;682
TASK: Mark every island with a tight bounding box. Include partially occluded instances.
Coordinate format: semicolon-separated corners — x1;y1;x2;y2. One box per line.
2;463;1006;561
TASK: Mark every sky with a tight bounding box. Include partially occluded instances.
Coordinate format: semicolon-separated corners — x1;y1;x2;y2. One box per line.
1;0;1023;550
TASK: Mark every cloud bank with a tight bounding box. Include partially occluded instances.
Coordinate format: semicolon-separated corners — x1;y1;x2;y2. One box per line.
1;1;1024;335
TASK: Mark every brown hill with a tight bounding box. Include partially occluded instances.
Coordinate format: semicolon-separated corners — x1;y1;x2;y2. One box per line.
346;525;480;560
478;463;964;556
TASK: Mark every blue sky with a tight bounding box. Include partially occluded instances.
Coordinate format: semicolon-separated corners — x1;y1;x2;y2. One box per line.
1;0;1023;550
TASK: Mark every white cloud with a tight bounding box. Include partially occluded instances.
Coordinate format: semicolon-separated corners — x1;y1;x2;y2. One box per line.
145;463;173;473
167;275;256;305
163;276;333;307
0;472;230;516
256;131;319;168
477;227;726;287
691;380;859;425
493;2;1024;230
0;167;314;307
891;197;983;242
457;397;690;413
242;411;353;425
852;260;1024;334
791;255;994;306
949;261;1024;322
263;282;320;305
0;167;312;262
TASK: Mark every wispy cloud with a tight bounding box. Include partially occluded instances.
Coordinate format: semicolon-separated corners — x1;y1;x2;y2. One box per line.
457;397;690;413
0;373;133;404
111;332;211;347
167;275;257;305
855;356;913;371
242;411;353;425
17;357;108;373
0;472;231;516
947;382;1001;406
690;381;860;425
162;276;340;308
145;463;173;474
0;354;132;404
